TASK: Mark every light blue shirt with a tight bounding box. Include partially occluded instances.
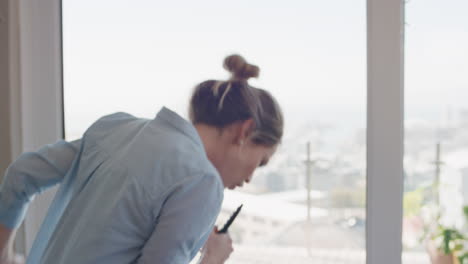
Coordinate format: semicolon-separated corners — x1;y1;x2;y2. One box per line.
0;107;224;264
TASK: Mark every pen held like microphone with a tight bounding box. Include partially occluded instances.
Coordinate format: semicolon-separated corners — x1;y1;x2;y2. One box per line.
217;204;243;234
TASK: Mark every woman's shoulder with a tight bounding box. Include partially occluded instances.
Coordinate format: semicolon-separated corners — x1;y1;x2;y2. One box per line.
87;112;140;131
83;112;149;141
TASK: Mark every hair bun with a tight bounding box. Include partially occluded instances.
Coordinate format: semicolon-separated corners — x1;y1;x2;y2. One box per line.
223;54;260;81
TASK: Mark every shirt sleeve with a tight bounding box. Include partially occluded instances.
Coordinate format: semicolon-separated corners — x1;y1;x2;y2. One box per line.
0;139;81;229
138;173;223;264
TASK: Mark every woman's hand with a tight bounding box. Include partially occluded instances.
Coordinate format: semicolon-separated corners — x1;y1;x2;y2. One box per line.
200;227;233;264
0;253;25;264
0;224;24;264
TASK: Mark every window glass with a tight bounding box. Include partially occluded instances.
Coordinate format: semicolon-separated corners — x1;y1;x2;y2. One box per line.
63;1;367;262
403;0;468;263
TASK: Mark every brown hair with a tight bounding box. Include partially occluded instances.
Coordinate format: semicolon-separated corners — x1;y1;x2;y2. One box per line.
189;54;283;146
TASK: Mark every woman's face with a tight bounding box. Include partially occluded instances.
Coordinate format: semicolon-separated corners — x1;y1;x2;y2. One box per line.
221;140;277;190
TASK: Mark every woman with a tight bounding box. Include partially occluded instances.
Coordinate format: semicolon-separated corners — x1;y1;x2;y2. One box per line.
0;54;283;264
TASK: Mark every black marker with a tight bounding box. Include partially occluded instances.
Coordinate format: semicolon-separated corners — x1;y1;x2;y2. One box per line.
218;204;243;234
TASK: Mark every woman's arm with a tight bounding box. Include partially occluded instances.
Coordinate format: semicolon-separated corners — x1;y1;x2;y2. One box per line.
137;174;224;264
0;139;81;229
0;139;81;263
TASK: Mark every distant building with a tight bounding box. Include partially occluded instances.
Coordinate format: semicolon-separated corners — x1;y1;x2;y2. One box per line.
218;190;328;244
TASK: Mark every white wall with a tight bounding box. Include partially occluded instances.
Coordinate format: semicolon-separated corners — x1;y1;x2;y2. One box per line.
0;0;13;180
0;0;25;254
1;0;63;254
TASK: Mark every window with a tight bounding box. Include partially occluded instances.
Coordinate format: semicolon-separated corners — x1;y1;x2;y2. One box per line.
403;0;468;262
63;1;367;263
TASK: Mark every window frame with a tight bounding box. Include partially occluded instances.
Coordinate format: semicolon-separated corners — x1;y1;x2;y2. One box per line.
5;0;405;262
366;0;404;263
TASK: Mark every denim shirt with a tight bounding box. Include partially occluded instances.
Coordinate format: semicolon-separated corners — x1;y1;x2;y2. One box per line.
0;107;224;264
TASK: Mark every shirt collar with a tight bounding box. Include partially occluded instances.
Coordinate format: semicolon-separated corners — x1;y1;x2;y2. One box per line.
155;107;205;150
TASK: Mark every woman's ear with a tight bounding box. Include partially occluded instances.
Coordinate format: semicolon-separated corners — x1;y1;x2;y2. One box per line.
226;119;255;146
237;119;255;145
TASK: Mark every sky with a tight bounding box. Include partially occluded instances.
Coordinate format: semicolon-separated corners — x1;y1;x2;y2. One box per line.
62;0;468;139
62;0;366;139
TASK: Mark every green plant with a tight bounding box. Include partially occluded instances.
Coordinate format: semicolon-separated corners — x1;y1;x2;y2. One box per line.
432;226;465;254
428;206;468;264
